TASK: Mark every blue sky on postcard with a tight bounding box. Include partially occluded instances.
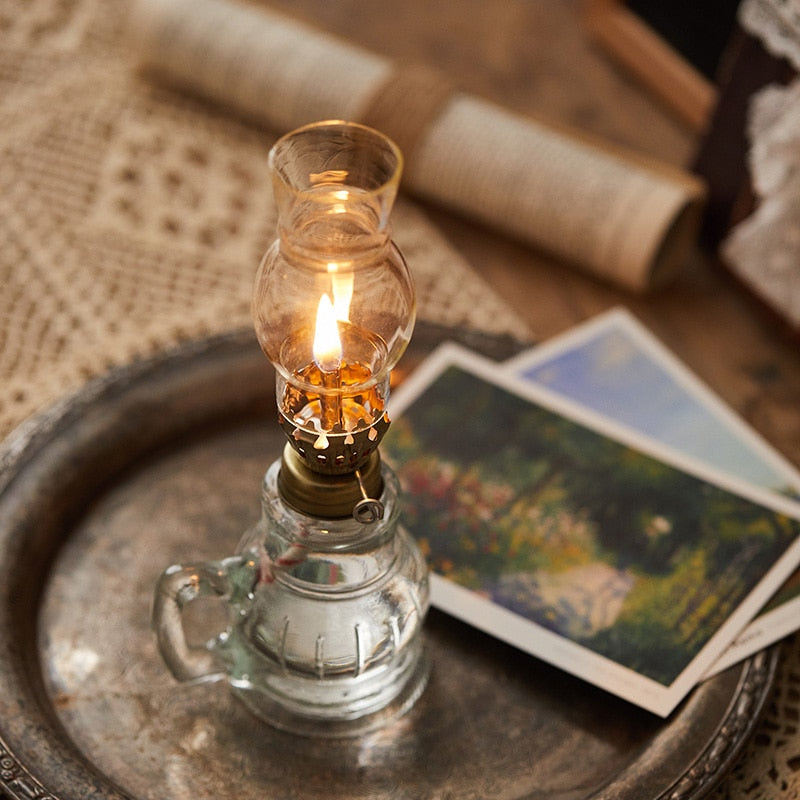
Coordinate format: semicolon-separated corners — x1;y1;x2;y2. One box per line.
518;327;790;492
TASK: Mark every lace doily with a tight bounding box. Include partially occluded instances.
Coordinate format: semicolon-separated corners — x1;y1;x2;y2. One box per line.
722;0;800;330
740;0;800;70
0;0;528;442
710;633;800;800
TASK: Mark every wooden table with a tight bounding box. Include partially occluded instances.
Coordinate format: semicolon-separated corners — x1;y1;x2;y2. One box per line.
266;0;800;474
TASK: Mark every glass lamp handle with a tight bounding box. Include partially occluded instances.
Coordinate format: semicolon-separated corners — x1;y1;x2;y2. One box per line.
152;559;237;682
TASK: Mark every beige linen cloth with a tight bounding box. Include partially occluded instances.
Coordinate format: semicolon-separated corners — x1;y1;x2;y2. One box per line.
0;2;797;799
0;0;527;441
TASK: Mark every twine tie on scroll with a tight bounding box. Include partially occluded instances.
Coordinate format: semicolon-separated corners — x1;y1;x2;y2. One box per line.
128;0;706;294
359;65;454;163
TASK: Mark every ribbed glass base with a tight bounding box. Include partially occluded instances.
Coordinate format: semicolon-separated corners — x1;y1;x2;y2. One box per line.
217;459;430;736
229;641;430;737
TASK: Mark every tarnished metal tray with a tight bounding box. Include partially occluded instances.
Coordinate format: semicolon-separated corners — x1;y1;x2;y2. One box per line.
0;325;778;800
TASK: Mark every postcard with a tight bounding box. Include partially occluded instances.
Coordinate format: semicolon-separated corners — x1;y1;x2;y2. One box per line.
505;308;800;673
383;343;800;716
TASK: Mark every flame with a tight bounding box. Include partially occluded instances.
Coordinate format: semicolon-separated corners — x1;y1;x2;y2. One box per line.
313;293;342;372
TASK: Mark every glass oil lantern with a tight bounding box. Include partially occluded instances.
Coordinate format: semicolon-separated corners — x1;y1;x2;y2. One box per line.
152;120;430;736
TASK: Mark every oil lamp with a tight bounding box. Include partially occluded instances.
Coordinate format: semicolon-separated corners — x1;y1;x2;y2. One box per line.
152;121;429;736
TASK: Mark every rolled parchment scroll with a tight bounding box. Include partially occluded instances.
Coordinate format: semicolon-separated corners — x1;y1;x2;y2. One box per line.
128;0;706;292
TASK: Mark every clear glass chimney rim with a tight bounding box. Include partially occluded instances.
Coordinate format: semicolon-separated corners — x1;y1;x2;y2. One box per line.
268;119;404;201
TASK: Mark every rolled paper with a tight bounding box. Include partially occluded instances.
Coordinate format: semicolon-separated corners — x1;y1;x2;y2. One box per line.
128;0;706;292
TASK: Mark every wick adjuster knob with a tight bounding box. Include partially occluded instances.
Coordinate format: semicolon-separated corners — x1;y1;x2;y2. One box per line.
353;468;384;523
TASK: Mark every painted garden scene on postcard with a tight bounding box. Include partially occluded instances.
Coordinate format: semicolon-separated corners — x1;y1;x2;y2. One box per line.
383;364;800;686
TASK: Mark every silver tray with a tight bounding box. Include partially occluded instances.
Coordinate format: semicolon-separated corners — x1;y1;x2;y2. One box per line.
0;326;778;800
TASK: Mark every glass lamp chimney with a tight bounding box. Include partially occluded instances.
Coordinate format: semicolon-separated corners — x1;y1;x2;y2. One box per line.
252;120;416;518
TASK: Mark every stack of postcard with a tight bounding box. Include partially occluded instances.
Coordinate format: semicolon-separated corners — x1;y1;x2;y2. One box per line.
382;308;800;717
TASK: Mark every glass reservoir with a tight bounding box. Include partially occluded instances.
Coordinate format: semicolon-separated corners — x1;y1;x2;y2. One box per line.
152;121;429;735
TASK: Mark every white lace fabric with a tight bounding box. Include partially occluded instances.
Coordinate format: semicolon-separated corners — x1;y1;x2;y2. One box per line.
722;0;800;330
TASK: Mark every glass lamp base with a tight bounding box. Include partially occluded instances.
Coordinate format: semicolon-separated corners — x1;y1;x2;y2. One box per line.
221;459;430;735
153;458;430;737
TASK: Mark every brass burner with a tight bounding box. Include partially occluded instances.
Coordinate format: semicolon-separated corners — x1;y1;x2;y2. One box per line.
277;443;384;520
278;410;391;475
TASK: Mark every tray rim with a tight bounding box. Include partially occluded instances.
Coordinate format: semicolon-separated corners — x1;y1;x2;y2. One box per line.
0;326;781;800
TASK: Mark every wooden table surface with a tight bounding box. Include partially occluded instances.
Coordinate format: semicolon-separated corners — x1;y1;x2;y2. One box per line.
266;0;800;473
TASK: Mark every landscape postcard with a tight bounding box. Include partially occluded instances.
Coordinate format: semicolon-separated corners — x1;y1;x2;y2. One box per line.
383;343;800;716
505;308;800;674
